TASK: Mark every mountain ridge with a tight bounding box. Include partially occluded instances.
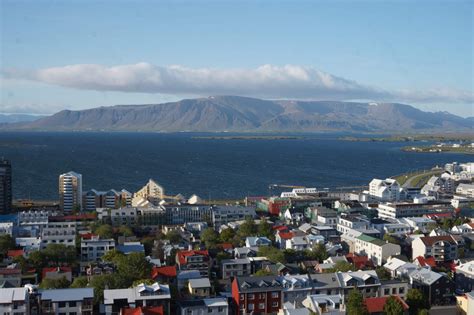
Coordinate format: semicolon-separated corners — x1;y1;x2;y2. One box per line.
2;96;473;133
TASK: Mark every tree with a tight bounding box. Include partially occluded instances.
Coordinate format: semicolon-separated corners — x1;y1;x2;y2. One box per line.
164;230;181;244
258;246;286;264
237;216;257;238
70;276;89;288
346;288;368;315
118;226;134;237
132;278;155;287
219;228;236;243
39;276;70;289
216;251;232;263
0;235;15;258
311;243;328;262
13;256;28;273
141;237;155;256
94;224;114;239
254;269;275;276
115;253;152;287
383;296;404;315
417;309;429;315
200;228;219;249
327;261;354;273
406;288;428;315
383;234;400;245
90;274;117;305
258;218;274;240
42;244;77;265
375;266;391;280
101;249;125;263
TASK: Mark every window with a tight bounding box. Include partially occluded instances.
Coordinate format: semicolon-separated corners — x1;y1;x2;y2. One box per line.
392;288;396;294
248;294;254;300
259;303;265;310
58;302;66;308
384;288;390;295
69;301;77;307
271;292;279;298
272;302;278;307
240;295;244;301
248;304;254;311
399;287;405;294
208;308;212;313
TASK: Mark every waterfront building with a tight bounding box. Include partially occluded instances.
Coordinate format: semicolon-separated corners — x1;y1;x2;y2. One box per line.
377;201;453;219
368;178;401;202
83;188;132;211
0;158;12;213
59;171;83;212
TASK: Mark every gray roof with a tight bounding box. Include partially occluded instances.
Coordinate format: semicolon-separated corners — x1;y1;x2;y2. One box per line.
409;269;443;285
309;273;341;290
0;287;28;303
188;278;211;288
40;288;93;302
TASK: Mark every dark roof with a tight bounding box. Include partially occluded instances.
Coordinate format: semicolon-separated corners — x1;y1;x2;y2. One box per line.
235;276;281;293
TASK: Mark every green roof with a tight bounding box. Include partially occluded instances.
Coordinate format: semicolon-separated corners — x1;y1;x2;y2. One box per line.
357;234;386;246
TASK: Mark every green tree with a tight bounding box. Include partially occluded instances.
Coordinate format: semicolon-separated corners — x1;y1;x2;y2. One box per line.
39;276;70;289
383;234;400;245
258;246;286;263
118;226;134;237
258;218;274;240
254;269;275;276
115;253;152;287
417;309;429;315
346;288;368;315
141;237;155;256
28;251;46;271
327;261;354;273
42;244;77;265
70;276;89;288
95;224;114;239
375;266;391;280
216;251;232;263
13;256;28;273
200;228;219;249
237;216;257;238
90;274;117;305
406;288;428;315
383;296;404;315
0;235;15;258
101;249;125;263
164;230;181;244
311;243;328;262
219;228;236;243
131;278;155;287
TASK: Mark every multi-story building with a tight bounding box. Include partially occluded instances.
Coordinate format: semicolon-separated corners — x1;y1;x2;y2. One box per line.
412;235;459;262
455;260;474;293
0;287;29;314
0;222;13;236
232;275;283;315
398;217;436;233
178;298;229;315
409;268;455;305
176;250;210;277
354;234;401;266
40;221;77;249
221;258;251;280
0;158;12;213
211;206;256;227
337;215;369;234
39;288;94;315
133;179;165;205
83;189;132;211
377;201;453;219
456;183;474;198
369;178;401;201
335;270;381;302
103;282;171;315
164;205;213;225
80;235;115;262
59;171;83;212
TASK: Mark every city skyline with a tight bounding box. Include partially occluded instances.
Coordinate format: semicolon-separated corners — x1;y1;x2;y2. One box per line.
1;0;473;117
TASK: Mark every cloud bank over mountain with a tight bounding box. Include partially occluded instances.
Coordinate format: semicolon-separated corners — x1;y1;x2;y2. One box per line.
4;63;473;106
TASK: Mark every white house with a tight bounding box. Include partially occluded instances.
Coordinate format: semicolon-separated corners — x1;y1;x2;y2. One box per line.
354;234;401;266
80;235;115;262
369;178;401;201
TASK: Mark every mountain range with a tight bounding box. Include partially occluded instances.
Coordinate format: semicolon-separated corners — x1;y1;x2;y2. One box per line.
2;96;473;133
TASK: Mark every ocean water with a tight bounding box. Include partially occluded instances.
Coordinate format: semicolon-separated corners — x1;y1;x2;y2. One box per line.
0;132;472;200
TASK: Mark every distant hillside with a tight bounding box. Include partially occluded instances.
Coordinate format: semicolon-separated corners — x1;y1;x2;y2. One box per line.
0;114;45;124
3;96;473;132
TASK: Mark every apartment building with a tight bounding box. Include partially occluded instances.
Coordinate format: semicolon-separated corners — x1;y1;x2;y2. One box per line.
354;234;401;266
211;206;256;227
411;235;459;262
0;287;29;315
176;250;210;277
369;178;401;201
221;258;251;280
377;201;453;219
103;282;171;315
59;171;82;212
337;215;369;234
335;270;381;302
80;235;115;262
232;275;283;315
0;158;12;213
39;288;94;315
409;268;455;305
178;298;229;315
40;221;77;249
83;189;132;211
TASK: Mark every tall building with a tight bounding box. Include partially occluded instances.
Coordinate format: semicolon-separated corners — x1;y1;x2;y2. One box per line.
59;171;82;212
0;158;12;213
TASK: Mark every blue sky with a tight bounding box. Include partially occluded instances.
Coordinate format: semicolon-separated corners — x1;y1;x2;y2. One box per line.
1;0;473;116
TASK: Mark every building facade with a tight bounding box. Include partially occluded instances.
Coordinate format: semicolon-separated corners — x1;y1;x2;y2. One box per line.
0;158;12;213
59;171;83;212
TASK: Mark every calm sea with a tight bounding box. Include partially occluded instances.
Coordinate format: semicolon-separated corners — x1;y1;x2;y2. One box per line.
0;132;472;200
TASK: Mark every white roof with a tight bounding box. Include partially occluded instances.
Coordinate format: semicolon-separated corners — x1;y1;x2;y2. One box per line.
188;278;211;288
40;288;93;302
0;287;28;303
383;258;407;271
456;261;474;275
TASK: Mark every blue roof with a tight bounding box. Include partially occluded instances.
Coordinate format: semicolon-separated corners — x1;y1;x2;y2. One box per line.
40;288;93;302
116;243;145;254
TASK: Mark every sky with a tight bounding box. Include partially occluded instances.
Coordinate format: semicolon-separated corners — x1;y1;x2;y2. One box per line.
1;0;473;116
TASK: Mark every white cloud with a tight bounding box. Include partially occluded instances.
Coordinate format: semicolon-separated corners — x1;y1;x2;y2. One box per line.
3;63;473;105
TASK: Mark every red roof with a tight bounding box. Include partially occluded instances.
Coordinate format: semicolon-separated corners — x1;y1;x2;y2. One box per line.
42;267;72;279
122;306;164;315
364;296;409;313
50;213;97;222
278;232;295;240
151;266;177;279
80;232;97;240
217;243;234;250
7;249;24;258
0;268;21;275
177;250;209;265
346;253;373;269
273;225;289;231
425;212;453;219
414;256;436;268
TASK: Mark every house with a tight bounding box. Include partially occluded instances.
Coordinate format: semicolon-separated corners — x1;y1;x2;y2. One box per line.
354;234;401;266
337;215;369;234
176;250;210;277
245;237;272;248
103;282;171;315
0;268;22;287
177;270;202;290
311;226;338;242
302;294;344;315
285;236;310;251
188;278;211;297
0;287;30;315
211;205;256;227
177;298;229;315
340;229;363;253
234;247;257;259
40;221;77;249
346;253;374;270
455;260;474;293
278;301;311;315
409;268;455;305
364;296;409;315
369;178;401;201
80;235;115;262
399;217;436;233
121;306;164;315
451;223;474;234
383;257;417;279
42;267;73;282
221;258;251;280
413;256;436;269
39;287;94;315
456;183;474;197
275;232;294;249
411;235;459;262
378;279;409;299
309;273;342;296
